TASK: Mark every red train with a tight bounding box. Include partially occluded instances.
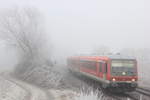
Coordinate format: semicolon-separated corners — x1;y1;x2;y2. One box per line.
67;55;138;92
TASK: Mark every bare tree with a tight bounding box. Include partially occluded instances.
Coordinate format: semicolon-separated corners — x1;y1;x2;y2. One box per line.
1;8;48;55
0;7;52;78
0;7;63;88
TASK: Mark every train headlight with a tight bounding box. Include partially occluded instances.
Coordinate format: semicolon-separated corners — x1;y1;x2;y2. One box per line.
112;78;116;81
132;79;135;82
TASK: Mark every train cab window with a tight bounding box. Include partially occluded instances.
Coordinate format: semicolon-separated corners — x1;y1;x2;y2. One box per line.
99;62;102;72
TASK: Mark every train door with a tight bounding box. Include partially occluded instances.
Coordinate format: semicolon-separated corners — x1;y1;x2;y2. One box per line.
102;62;107;80
98;62;103;78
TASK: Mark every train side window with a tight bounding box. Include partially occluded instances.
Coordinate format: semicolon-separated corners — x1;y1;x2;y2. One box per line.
79;60;97;71
91;62;97;71
99;62;102;72
85;61;96;71
80;60;85;67
103;63;107;73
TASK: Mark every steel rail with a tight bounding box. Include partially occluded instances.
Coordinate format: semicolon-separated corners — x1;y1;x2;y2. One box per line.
136;87;150;97
125;93;139;100
138;87;150;93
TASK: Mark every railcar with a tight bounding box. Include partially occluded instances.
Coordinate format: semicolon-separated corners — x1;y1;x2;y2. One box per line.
67;55;138;92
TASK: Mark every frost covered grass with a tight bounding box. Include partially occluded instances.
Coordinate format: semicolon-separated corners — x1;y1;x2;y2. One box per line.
74;88;105;100
20;64;63;89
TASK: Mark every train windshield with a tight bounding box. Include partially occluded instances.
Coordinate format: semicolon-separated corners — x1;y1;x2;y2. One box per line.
111;60;136;76
112;60;135;68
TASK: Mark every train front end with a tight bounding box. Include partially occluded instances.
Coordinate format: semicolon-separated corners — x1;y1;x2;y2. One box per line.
109;58;138;92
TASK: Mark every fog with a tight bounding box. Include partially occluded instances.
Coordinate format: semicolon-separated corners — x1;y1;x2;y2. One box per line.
0;41;18;70
0;0;150;68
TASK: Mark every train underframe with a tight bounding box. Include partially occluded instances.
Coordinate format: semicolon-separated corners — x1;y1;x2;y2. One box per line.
68;68;138;93
103;82;138;92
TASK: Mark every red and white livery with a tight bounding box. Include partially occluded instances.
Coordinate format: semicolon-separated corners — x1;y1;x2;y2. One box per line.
67;55;138;92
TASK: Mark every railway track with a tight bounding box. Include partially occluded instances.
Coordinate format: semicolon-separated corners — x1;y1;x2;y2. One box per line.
136;87;150;97
83;78;150;100
67;70;150;100
101;87;150;100
121;87;150;100
70;73;134;100
80;80;150;100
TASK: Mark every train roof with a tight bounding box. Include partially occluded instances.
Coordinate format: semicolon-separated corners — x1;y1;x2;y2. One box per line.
106;55;136;60
69;55;136;61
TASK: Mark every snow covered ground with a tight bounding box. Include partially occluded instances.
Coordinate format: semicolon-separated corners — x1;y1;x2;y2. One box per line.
1;62;149;100
49;89;105;100
8;77;50;100
0;76;29;100
49;89;77;100
0;72;94;100
0;72;103;100
0;73;52;100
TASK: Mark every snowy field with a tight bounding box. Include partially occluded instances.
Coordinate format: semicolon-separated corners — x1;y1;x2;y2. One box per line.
0;62;149;100
0;76;28;100
0;74;51;100
0;74;103;100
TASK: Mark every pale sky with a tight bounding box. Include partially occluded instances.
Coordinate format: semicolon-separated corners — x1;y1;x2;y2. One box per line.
0;0;150;59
